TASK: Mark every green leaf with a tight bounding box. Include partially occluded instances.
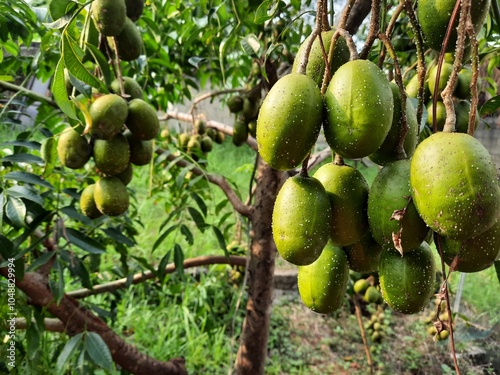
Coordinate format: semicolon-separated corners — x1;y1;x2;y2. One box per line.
102;227;135;247
26;323;40;360
131;256;157;274
6;196;26;228
188;207;208;232
26;251;57;272
153;224;178;252
495;261;500;285
174;243;184;275
2;153;44;164
190;192;207;217
52;58;78;120
60;206;91;225
0;235;15;260
241;34;262;56
7;185;45;206
180;224;194;245
479;95;500;116
212;226;229;258
84;332;113;371
157;250;172;280
56;333;84;375
85;43;112;87
1;140;40;150
49;0;74;21
44;13;73;29
50;257;65;304
0;192;5;232
65;228;106;254
62;32;104;90
4;171;54;189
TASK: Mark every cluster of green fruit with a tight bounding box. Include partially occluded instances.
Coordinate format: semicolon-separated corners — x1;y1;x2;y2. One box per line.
353;278;383;306
423;298;450;341
57;79;159;219
176;118;226;161
226;93;261;147
263;2;499;316
92;0;145;61
364;308;388;344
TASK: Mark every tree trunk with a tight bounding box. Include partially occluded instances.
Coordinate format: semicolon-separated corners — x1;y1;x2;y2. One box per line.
344;0;372;34
234;160;283;375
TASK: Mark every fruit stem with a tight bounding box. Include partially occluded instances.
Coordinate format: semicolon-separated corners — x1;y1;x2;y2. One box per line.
297;0;327;75
111;37;126;97
359;0;381;60
333;153;344;166
435;235;462;375
353;296;374;375
465;13;480;136
299;154;310;177
377;2;405;68
404;1;427;128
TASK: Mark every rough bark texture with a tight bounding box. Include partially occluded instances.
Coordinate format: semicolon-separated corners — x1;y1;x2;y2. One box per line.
234;160;283;375
0;269;187;375
344;0;372;34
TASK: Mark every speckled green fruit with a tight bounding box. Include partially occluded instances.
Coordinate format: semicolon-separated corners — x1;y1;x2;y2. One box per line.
369;83;419;165
418;0;491;52
89;94;129;140
410;132;500;240
353;278;370;294
405;73;430;101
379;243;436;314
125;0;144;21
232;118;248;146
257;73;323;170
455;68;472;99
427;62;455;98
343;231;383;274
272;175;332;266
125;99;159;140
364;286;382;304
57;127;91;169
368;160;429;253
125;132;153;166
110;77;143;99
80;184;103;219
93;133;130;176
94;177;129;216
92;0;126;36
109;17;144;61
292;29;350;87
426;101;446;131
115;163;133;186
454;100;479;133
439;219;500;273
313;163;369;246
298;241;349;314
227;95;244;113
324;60;393;159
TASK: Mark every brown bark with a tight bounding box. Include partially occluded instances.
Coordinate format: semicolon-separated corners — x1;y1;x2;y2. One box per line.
344;0;373;35
234;160;283;375
0;268;187;375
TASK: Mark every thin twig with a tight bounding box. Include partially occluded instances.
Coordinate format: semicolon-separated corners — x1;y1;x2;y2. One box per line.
360;0;382;59
378;2;405;68
354;296;374;375
0;80;58;108
187;88;247;115
465;14;479;136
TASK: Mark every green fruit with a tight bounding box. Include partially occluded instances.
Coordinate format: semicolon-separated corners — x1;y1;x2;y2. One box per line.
57;127;91;169
187;135;201;153
369;82;419;165
178;132;190;150
109;17;144;61
428;62;455;98
455;68;472;99
89;94;129;140
257;73;323;170
206;128;217;140
438;330;450;340
371;330;383;342
379;243;436;314
242;97;260;122
93;133;130;175
343;231;383;274
439;219;500;273
227;95;244;113
272;175;332;265
364;286;382;304
214;130;225;144
405;73;430;101
80;184;103;219
247;120;257;138
353;278;370;294
110;77;143;99
454;100;479;133
232;119;248;147
313;163;369;246
368;160;429;253
298;242;349;314
373;322;382;331
292;29;350;87
94;177;129;216
115;163;133;186
324;60;394;159
418;0;491;52
41;137;56;164
410;132;500;240
92;0;126;37
426;101;446;131
125;132;153;166
125;0;144;21
194;118;206;135
125;99;159;140
427;325;438;336
200;136;213;153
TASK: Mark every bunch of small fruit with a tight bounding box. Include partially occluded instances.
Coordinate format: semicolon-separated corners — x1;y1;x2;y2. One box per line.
176;117;226;162
364;307;388;344
423;298;451;341
262;1;499;317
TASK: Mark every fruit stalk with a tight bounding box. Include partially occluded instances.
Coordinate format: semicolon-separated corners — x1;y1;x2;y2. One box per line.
297;0;327;75
360;0;381;59
377;2;405;68
353;296;374;375
111;36;126;96
465;13;480;136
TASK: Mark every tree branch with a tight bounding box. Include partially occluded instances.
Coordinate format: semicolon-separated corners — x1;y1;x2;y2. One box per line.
16;318;65;332
0;80;58;108
360;0;382;59
68;255;247;298
155;147;254;218
344;0;373;35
